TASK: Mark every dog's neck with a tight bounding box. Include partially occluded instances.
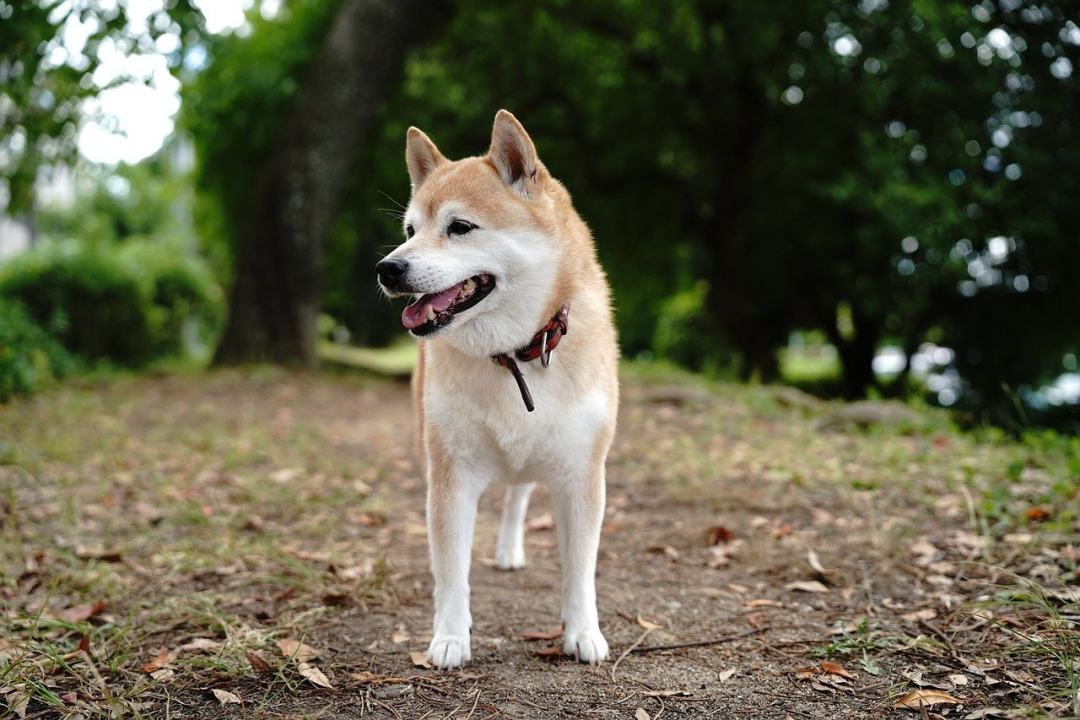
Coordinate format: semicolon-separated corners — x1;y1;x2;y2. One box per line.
490;303;571;413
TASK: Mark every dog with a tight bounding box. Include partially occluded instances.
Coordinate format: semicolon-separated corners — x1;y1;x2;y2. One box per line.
375;110;619;669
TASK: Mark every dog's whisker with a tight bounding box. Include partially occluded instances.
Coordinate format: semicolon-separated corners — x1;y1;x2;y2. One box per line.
377;190;408;211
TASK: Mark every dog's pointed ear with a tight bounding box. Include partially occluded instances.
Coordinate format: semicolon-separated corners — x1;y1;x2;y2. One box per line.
488;110;542;196
406;126;445;191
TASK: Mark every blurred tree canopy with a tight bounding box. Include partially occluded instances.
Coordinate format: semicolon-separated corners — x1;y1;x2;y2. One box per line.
324;0;1078;422
0;0;204;214
185;0;450;365
4;0;1079;426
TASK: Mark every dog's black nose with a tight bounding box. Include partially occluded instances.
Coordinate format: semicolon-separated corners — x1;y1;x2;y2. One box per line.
376;258;409;288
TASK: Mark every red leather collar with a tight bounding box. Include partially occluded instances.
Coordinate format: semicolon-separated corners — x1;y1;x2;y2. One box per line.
491;303;570;412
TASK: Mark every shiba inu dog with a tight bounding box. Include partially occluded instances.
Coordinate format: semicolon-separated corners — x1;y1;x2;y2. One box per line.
375;110;619;669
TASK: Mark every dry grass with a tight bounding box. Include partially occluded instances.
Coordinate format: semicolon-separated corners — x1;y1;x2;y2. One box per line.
0;364;1077;718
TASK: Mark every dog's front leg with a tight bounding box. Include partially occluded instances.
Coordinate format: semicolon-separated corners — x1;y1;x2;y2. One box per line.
553;458;609;664
426;459;482;669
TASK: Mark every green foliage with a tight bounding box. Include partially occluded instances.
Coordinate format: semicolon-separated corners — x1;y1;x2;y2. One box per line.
0;298;73;401
0;0;204;213
176;0;1077;425
0;242;222;367
653;280;734;373
37;161;194;249
182;0;344;277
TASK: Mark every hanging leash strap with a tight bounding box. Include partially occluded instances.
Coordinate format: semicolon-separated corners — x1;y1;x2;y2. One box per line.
491;303;570;412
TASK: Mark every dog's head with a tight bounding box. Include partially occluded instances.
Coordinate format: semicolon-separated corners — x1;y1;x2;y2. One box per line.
376;110;564;358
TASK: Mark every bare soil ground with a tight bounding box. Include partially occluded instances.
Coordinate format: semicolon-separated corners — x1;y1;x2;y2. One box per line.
1;367;1077;719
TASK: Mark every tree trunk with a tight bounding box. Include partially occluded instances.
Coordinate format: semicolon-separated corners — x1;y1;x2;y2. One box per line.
214;0;451;366
827;312;881;399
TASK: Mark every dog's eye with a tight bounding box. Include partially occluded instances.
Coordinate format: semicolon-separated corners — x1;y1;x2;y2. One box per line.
447;220;477;236
405;224;415;239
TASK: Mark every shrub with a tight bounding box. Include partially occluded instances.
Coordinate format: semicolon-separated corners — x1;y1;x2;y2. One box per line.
653;280;737;373
0;242;223;367
0;298;74;401
116;242;225;359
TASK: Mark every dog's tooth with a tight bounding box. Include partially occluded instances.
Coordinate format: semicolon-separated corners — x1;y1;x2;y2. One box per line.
426;305;437;321
464;278;476;294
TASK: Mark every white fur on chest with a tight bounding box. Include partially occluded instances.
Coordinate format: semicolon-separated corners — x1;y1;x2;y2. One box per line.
426;355;609;480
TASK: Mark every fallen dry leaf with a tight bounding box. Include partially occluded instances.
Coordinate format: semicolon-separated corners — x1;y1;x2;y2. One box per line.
351;512;385;528
718;668;737;682
211;688;242;705
531;646;566;658
706;526;734;545
60;692;77;704
409;651;432;669
321;592;351;607
707;541;742;568
1004;668;1035;684
241;515;265;532
298;662;333;688
820;661;855;680
74;546;122;563
646;544;680;559
785;580;829;594
518;626;563;641
57;601;107;623
902;608;938;622
910;539;939;566
247;650;274;673
526;513;555;531
276;638;318;663
1024;506;1053;522
807;549;828;575
635;708;651;720
140;648;174;673
77;634;92;654
180;638;222;653
745;598;783;608
636;615;661;630
894;689;962;710
391;629;411;644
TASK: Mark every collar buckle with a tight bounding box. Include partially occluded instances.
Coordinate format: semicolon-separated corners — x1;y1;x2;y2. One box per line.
540;331;551;368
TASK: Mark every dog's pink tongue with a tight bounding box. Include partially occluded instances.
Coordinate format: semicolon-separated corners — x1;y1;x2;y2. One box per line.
401;284;461;329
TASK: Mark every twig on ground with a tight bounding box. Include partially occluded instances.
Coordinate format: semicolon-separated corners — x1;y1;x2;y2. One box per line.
611;627;655;680
629;626;768;655
371;697;402;720
464;689;482;720
918;619;961;660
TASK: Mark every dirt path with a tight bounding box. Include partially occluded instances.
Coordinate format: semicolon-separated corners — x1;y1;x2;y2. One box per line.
1;369;1076;718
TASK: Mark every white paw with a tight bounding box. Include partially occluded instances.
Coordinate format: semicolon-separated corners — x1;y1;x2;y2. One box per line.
563;627;609;664
427;635;471;670
494;544;526;570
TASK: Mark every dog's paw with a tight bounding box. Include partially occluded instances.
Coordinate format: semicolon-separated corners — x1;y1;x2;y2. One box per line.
427;635;471;670
563;627;609;665
494;544;526;571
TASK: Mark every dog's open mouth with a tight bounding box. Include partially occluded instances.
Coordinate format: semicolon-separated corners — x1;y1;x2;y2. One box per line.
401;274;495;335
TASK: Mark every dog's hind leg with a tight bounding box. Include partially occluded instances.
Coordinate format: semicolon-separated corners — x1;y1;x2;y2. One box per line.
495;482;534;570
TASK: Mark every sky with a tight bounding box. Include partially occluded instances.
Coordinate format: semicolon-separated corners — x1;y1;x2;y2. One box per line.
76;0;251;165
